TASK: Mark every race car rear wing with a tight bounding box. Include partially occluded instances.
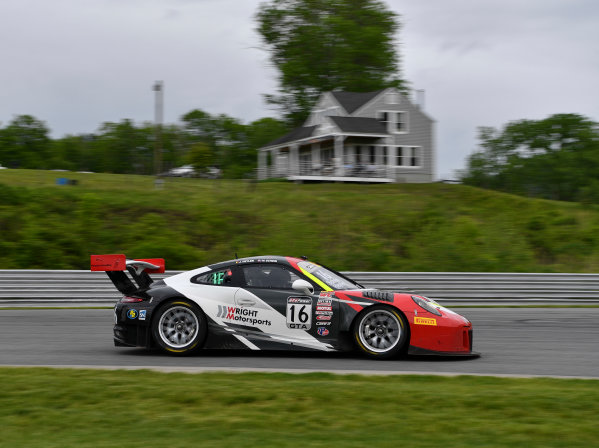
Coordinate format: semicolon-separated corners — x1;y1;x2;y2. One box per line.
91;254;165;296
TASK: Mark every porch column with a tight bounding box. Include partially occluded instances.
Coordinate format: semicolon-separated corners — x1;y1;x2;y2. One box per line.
334;135;345;177
273;148;281;176
386;145;395;180
258;150;267;180
312;142;321;175
290;144;299;176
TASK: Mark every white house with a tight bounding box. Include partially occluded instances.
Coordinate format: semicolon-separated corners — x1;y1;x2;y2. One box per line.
257;88;435;183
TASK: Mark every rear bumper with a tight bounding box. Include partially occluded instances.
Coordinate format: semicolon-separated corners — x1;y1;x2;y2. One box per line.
113;302;153;348
113;323;151;347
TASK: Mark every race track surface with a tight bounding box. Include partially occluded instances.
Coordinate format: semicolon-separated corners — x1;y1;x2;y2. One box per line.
1;308;597;378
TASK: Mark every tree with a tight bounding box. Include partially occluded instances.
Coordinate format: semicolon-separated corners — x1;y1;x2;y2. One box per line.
256;0;405;126
0;115;51;169
461;114;599;201
187;142;214;175
181;109;288;178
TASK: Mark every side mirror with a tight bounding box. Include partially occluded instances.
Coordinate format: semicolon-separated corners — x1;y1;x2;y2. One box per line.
292;279;314;295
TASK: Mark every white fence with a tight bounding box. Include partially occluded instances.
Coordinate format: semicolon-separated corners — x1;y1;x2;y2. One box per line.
1;270;599;306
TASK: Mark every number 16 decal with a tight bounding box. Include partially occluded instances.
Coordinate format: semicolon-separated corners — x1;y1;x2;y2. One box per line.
286;297;312;330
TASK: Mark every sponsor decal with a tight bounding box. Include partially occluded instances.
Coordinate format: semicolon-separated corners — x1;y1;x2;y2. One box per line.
139;310;147;321
316;321;331;326
127;309;138;319
316;306;332;311
316;311;333;315
317;327;329;336
414;316;437;326
235;259;278;264
288;297;312;304
316;315;331;321
216;305;272;326
287;297;312;330
319;291;335;298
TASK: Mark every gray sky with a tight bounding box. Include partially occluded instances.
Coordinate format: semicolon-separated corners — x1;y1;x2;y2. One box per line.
1;0;598;179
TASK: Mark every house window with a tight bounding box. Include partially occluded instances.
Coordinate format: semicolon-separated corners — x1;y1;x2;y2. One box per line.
368;146;376;164
395;147;406;166
377;111;408;133
409;147;421;167
377;111;389;126
395;147;421;167
396;112;407;132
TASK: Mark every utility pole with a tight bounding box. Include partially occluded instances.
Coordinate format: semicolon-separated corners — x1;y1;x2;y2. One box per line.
153;81;163;176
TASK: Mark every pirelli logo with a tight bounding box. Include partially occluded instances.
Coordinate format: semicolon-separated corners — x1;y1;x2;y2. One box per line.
414;316;437;326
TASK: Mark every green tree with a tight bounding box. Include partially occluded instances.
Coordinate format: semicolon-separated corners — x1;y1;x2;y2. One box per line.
94;120;153;174
0;115;51;169
187;142;214;175
461;114;599;201
256;0;405;126
181;110;288;178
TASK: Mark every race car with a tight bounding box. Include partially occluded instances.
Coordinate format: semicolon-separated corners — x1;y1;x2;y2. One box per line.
91;254;477;359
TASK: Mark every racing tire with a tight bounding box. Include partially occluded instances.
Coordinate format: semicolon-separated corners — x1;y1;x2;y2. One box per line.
152;299;207;356
352;306;409;359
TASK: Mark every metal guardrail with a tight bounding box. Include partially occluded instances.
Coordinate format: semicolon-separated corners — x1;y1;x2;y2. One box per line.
1;270;599;306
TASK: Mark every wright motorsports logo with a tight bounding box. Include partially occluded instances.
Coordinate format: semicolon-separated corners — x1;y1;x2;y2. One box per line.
216;305;272;326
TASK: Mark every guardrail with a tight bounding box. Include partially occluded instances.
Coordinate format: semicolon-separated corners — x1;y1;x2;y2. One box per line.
1;270;599;306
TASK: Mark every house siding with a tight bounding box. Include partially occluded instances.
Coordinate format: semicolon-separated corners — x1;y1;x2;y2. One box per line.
354;89;434;182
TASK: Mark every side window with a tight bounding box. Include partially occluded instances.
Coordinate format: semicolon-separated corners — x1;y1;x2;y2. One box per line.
241;265;300;289
193;268;234;286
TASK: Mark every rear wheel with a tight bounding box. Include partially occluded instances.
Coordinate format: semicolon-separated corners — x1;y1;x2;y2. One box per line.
353;306;408;359
152;300;206;355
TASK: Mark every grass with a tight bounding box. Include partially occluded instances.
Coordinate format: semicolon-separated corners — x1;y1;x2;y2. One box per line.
3;169;599;272
0;368;597;447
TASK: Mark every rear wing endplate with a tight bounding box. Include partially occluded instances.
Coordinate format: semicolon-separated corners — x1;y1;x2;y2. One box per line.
91;254;165;296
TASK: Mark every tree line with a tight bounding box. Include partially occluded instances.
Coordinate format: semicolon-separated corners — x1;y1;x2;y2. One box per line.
460;113;599;203
0;112;288;178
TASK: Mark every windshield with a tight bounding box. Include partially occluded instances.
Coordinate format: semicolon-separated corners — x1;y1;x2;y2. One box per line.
297;260;361;291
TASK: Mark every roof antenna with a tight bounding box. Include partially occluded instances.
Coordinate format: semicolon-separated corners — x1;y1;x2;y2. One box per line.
301;255;308;260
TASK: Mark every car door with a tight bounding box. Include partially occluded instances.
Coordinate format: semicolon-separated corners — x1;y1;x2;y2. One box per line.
236;263;333;350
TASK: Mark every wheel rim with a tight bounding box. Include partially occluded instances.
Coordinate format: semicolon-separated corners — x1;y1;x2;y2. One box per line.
158;306;199;349
358;309;402;353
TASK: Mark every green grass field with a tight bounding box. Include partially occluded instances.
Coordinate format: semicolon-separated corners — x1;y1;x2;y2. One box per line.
3;169;599;272
0;368;597;448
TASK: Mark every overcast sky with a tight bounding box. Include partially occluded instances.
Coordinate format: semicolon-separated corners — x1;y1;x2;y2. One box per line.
1;0;598;179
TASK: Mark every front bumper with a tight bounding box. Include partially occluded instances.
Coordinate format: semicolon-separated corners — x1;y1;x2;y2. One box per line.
407;309;477;356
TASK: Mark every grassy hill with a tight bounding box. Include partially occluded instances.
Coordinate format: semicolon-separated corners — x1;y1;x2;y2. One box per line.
1;169;599;272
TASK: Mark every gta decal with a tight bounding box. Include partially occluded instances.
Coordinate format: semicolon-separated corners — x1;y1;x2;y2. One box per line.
286;297;312;330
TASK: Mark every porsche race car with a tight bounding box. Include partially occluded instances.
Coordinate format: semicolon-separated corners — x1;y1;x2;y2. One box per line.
91;254;477;359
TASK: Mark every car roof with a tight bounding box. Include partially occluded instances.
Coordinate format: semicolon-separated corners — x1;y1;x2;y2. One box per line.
208;255;303;270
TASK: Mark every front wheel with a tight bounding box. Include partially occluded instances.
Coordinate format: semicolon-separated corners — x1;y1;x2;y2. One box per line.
152;300;207;355
353;306;408;359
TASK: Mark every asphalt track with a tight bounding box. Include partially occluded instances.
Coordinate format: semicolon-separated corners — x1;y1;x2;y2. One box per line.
1;308;597;378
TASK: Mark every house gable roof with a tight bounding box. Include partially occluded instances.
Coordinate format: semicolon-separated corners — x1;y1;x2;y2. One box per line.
328;116;387;135
330;90;385;114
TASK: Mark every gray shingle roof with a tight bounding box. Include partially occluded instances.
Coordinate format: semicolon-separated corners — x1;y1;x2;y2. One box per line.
262;125;317;148
328;116;388;134
330;90;385;114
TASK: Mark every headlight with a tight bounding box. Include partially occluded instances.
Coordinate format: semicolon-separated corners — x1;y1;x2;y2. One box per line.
411;295;441;316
